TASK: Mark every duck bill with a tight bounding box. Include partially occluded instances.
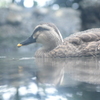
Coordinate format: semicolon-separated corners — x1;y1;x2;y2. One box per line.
17;36;36;47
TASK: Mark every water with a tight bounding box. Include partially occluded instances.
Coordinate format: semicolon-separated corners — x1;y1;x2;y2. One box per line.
0;53;100;100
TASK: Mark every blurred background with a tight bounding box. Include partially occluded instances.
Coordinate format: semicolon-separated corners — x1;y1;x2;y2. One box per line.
0;0;100;55
1;1;100;100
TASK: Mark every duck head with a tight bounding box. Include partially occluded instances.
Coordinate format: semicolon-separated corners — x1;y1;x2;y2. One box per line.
17;23;63;52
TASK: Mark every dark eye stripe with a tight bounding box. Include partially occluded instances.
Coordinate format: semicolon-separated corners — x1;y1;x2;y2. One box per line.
33;27;49;34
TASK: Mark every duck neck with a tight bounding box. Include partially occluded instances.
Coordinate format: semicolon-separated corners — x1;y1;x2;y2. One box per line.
43;39;63;52
35;39;63;57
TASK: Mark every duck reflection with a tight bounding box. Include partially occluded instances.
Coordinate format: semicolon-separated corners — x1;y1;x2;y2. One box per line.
35;57;100;86
35;58;65;85
1;57;100;100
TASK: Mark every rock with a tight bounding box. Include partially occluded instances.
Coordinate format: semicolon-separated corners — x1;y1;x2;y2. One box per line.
7;12;22;25
9;3;23;11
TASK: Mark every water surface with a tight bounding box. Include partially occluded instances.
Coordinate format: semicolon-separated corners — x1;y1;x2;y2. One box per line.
0;53;100;100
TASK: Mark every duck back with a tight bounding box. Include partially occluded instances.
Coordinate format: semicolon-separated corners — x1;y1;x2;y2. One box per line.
47;28;100;57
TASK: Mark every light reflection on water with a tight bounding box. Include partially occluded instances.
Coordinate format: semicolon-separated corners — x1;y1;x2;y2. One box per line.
0;55;100;100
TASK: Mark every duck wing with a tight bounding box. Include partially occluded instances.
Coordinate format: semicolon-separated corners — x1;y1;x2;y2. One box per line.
64;28;100;45
49;28;100;57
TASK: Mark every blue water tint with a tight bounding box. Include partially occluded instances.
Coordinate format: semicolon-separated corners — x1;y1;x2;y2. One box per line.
0;55;100;100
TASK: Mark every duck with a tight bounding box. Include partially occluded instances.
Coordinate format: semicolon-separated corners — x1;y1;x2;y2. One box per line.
17;23;100;57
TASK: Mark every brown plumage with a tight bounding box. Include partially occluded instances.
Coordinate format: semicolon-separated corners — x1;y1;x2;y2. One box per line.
17;23;100;57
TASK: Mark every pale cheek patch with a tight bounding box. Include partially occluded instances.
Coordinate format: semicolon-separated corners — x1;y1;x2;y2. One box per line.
33;32;40;40
36;34;47;44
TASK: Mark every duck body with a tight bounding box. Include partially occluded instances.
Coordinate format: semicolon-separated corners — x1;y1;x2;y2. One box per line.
17;23;100;58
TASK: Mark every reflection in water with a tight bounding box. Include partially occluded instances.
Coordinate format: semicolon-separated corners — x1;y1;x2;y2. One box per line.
0;56;100;99
35;57;100;86
18;82;38;95
0;85;16;100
